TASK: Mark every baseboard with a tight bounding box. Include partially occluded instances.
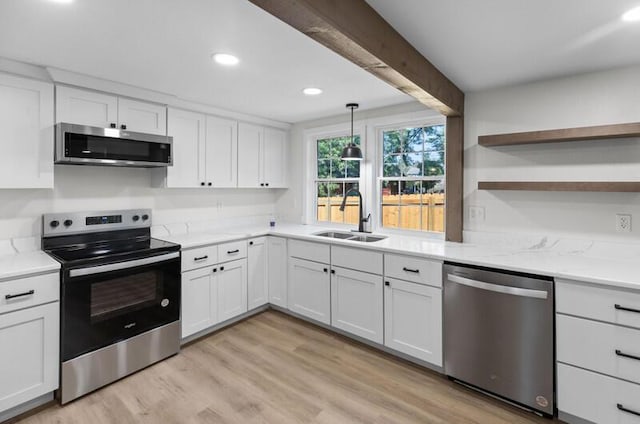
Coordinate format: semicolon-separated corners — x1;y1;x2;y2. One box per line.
558;411;593;424
0;393;54;424
181;304;270;346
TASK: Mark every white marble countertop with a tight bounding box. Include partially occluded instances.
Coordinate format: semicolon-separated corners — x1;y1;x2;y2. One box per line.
0;250;60;282
157;223;640;291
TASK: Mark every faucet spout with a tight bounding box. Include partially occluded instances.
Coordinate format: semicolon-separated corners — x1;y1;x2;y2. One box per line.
339;188;367;233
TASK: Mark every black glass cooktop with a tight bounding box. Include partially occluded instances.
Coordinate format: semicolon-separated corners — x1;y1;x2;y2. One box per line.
43;228;180;266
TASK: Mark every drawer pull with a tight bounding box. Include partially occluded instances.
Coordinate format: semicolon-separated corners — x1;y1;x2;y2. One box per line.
5;289;35;300
616;349;640;362
227;249;240;254
615;304;640;314
402;267;420;273
193;255;209;261
617;403;640;417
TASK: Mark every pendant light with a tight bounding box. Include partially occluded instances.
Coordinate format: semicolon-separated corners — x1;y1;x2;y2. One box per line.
341;103;363;161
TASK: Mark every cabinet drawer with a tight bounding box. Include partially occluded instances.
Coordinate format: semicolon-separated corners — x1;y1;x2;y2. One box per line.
384;254;442;287
218;240;247;263
331;246;382;275
558;314;640;385
0;273;59;315
558;363;640;424
557;279;640;329
182;245;218;272
288;239;330;263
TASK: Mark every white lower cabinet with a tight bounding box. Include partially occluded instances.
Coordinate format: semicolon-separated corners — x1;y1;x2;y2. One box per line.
384;277;442;366
331;267;383;343
217;259;248;322
268;237;288;308
181;266;217;338
288;257;330;325
248;237;268;310
0;301;59;413
559;363;640;424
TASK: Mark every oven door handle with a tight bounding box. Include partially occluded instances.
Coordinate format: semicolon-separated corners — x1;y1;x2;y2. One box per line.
69;252;180;277
447;274;549;299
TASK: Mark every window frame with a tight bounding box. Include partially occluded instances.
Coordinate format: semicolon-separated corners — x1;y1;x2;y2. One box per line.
371;114;446;238
303;122;366;229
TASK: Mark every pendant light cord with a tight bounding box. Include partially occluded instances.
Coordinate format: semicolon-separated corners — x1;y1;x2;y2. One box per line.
350;105;354;146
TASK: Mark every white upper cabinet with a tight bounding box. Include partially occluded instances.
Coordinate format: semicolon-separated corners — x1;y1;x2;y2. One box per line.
205;116;237;188
0;73;54;189
166;108;206;188
161;109;236;188
117;97;167;135
55;86;117;129
263;127;287;188
56;86;167;135
237;122;262;188
238;122;288;188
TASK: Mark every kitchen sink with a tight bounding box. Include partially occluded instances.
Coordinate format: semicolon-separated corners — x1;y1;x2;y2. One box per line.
313;231;387;243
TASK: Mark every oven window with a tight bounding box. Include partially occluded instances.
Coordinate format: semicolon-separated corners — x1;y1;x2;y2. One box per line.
90;271;161;322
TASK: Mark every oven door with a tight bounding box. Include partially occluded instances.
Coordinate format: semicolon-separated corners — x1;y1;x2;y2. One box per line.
61;251;181;361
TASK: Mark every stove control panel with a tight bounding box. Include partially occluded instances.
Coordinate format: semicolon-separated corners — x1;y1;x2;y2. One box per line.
43;209;152;237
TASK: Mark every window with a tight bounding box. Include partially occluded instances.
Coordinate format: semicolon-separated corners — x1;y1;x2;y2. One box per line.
380;124;445;233
315;135;361;225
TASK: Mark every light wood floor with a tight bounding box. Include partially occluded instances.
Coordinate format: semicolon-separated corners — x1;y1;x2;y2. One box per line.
15;311;561;424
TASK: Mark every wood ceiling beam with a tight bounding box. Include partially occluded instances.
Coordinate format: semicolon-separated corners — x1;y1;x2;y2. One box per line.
248;0;465;116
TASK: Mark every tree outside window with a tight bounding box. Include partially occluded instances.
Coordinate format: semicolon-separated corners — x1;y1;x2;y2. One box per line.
381;125;445;233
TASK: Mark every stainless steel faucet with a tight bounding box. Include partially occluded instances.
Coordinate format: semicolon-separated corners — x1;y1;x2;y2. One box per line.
339;188;371;233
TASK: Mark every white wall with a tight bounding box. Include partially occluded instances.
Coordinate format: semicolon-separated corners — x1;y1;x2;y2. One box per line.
0;166;277;239
465;64;640;240
275;101;434;224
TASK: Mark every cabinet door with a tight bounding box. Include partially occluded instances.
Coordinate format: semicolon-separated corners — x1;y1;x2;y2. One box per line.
288;257;330;324
237;122;262;188
181;266;216;338
0;302;59;412
331;267;383;343
0;74;54;189
166;108;206;188
205;116;237;187
217;259;248;322
55;85;117;128
267;236;288;308
263;127;287;188
384;278;442;366
117;98;167;135
248;238;268;310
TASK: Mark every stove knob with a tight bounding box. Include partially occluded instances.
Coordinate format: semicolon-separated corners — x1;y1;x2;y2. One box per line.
63;219;73;227
132;215;140;222
50;220;60;228
141;214;149;221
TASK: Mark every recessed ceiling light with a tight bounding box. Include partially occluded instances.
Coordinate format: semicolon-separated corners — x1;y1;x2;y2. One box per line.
48;0;73;3
622;6;640;22
303;87;323;96
212;53;239;66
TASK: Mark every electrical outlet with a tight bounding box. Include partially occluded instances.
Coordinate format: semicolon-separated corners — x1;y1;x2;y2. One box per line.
469;206;486;223
616;214;632;233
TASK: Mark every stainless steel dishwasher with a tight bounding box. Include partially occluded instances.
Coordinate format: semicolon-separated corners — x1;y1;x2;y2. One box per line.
443;263;554;416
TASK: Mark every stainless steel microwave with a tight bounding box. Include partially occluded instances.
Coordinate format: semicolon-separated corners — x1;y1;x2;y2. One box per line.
55;123;173;168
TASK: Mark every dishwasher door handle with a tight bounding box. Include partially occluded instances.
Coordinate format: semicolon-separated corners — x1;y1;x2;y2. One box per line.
447;274;549;299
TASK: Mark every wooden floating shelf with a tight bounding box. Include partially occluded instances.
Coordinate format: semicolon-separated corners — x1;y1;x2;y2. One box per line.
478;181;640;192
478;122;640;147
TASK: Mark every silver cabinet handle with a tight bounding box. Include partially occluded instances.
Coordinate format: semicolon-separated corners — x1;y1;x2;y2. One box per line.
70;252;179;277
447;274;548;299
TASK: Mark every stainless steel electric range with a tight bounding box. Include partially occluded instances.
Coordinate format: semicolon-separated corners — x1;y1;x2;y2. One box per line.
42;209;181;404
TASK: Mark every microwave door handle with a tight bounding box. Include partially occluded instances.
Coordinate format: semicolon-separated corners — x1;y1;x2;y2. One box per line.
447;274;549;300
69;252;180;277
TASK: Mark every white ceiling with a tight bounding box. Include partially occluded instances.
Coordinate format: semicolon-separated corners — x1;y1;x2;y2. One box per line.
0;0;410;123
1;1;639;123
366;0;640;92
